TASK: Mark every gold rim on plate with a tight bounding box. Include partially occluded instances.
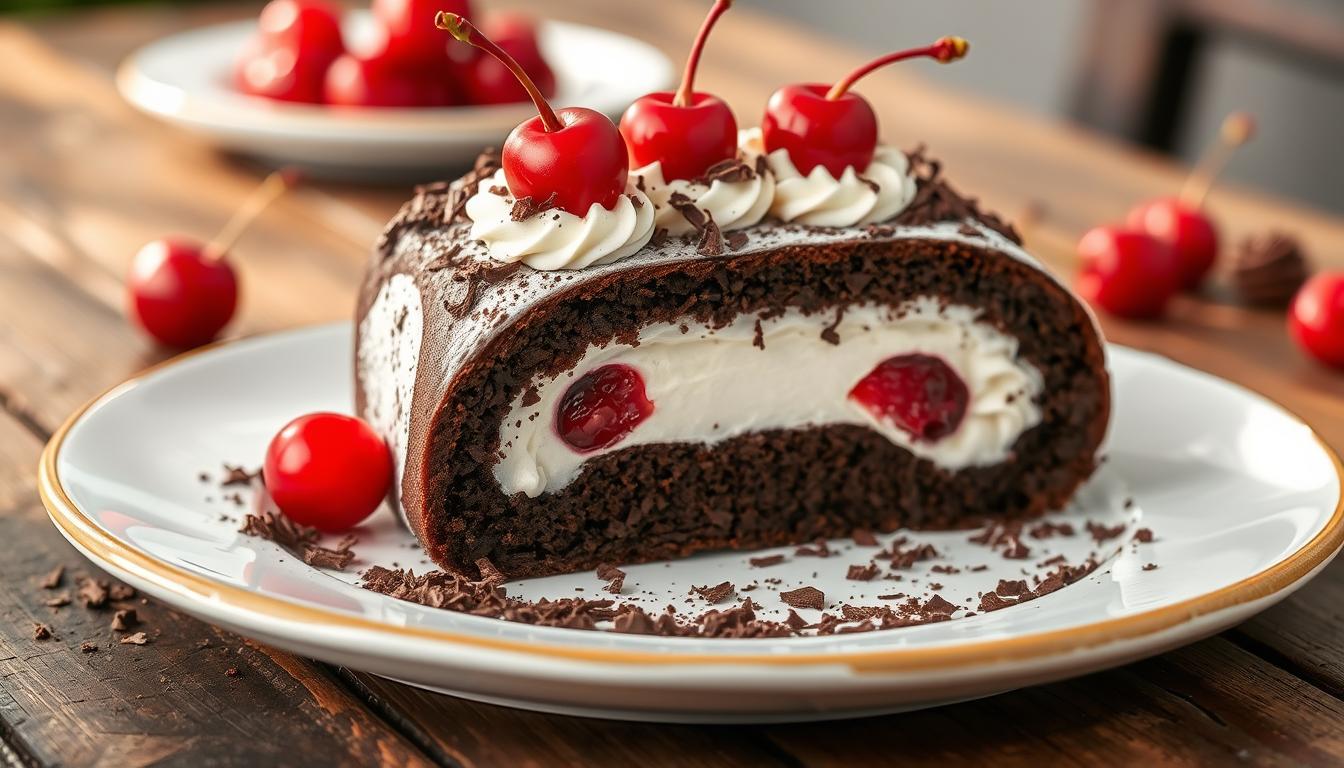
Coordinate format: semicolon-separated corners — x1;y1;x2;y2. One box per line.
37;331;1344;674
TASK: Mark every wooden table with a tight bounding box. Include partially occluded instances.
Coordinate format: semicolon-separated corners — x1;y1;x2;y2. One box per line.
2;2;1342;765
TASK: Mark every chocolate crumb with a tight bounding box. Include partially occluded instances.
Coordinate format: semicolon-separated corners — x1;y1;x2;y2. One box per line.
44;593;71;608
1143;563;1159;571
80;641;98;653
302;536;358;571
108;583;135;601
111;609;138;632
780;586;825;610
220;464;258;487
509;192;559;221
119;632;149;646
225;667;240;678
77;578;109;609
1133;528;1155;543
32;622;52;640
725;231;749;251
40;565;65;590
749;554;785;568
1086;521;1127;544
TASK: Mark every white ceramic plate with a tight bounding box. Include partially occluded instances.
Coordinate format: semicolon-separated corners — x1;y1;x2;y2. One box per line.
40;324;1343;723
116;14;673;177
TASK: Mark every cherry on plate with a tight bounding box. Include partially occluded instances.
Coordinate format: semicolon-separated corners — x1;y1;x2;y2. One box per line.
263;413;393;532
462;13;556;105
235;0;345;104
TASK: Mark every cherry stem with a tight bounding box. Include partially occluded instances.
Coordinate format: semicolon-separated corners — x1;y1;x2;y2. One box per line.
205;168;299;261
1179;112;1255;207
437;12;562;132
673;0;732;108
826;36;969;100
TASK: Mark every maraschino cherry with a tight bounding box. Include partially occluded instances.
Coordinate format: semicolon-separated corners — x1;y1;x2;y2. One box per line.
325;42;463;107
1289;272;1344;369
1127;113;1255;290
849;354;968;442
556;364;654;452
263;412;393;532
1075;226;1179;319
762;37;968;178
235;0;345;104
619;0;737;181
462;14;557;105
128;169;298;349
437;12;628;215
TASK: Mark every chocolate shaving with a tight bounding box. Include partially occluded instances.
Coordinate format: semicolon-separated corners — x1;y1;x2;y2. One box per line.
780;586;825;610
627;193;644;209
695;158;756;185
668;192;707;231
220;464;258;487
725;230;749;251
509;192;559;222
1143;563;1159;571
119;632;149;645
649;227;670;247
1086;520;1127;544
820;306;844;345
691;581;736;604
478;260;524;284
423;243;464;272
892;146;1022;243
475;557;506;585
302;536;358;571
748;554;785;568
696;217;725;256
846;563;881;581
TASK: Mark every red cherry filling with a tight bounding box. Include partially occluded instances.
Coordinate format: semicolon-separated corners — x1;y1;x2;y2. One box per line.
849;354;969;442
556;364;654;452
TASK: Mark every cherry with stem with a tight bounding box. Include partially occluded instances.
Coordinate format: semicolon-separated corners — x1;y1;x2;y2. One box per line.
437;12;628;215
127;169;299;349
1127;112;1255;289
762;37;968;178
619;0;738;181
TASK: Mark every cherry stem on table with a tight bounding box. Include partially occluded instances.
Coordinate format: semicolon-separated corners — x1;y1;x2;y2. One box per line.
825;36;969;100
673;0;733;108
437;12;563;132
205;168;299;261
1179;112;1255;208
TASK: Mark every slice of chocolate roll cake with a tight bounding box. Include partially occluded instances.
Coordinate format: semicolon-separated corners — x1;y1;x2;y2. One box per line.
355;18;1109;579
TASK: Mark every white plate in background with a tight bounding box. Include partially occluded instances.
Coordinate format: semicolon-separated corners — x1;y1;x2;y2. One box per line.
116;13;674;178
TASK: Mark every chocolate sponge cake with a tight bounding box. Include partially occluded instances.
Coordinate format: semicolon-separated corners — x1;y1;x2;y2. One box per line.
355;149;1110;580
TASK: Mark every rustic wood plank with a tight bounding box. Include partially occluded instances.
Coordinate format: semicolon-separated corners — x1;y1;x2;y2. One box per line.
0;411;436;768
761;638;1344;767
340;671;791;768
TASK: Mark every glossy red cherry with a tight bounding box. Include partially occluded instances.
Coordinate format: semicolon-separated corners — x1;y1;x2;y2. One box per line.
849;354;968;442
1289;272;1344;369
1075;226;1180;319
1126;114;1254;291
1126;197;1217;290
556;364;654;452
762;37;968;177
372;0;471;63
439;13;628;215
263;413;393;532
234;0;345;103
127;170;295;349
463;14;556;105
619;0;736;181
127;239;238;349
325;48;463;107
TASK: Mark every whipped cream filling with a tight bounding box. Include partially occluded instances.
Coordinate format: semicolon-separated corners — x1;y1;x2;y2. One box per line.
494;298;1043;498
739;127;917;227
464;169;655;270
632;136;775;236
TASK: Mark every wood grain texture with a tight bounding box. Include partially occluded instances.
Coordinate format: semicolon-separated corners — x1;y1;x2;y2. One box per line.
1;1;1343;765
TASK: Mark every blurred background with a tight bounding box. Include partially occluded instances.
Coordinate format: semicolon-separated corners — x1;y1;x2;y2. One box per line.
3;0;1341;213
743;0;1344;215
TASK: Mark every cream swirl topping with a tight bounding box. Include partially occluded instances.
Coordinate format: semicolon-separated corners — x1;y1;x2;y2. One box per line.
740;127;916;227
632;138;775;237
464;169;655;270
